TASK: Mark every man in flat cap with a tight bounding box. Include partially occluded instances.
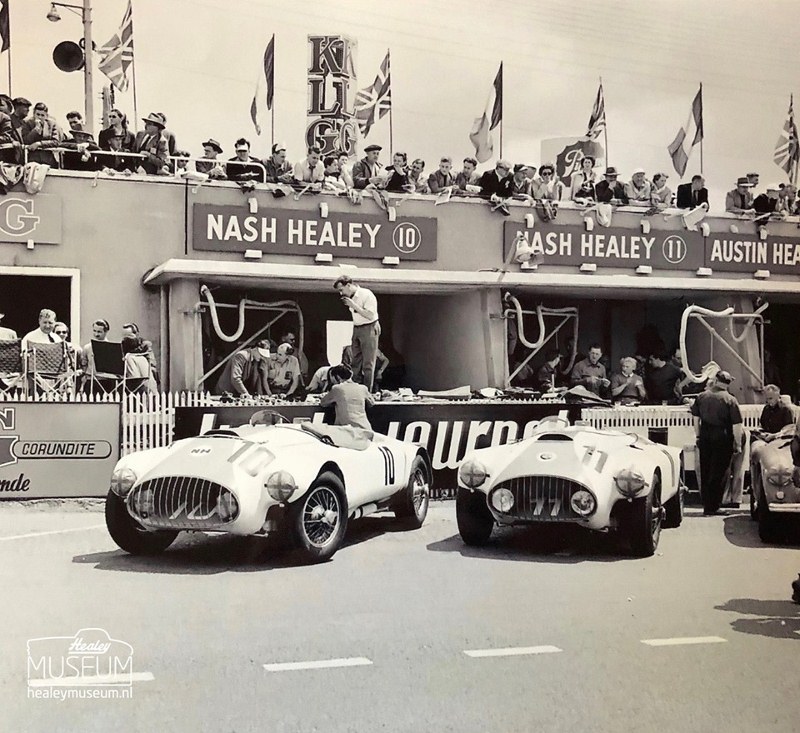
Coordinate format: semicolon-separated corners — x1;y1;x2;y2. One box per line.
10;97;31;138
352;144;383;189
133;112;169;174
691;369;743;515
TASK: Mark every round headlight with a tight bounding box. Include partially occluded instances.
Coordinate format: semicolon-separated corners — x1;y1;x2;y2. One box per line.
459;459;489;488
614;468;646;497
570;489;597;516
110;467;137;497
490;488;514;513
265;470;297;502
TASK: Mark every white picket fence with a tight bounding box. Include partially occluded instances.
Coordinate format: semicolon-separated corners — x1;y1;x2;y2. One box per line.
581;404;765;430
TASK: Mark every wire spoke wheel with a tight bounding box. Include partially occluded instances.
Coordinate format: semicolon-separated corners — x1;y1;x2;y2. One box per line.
302;486;341;548
411;467;430;518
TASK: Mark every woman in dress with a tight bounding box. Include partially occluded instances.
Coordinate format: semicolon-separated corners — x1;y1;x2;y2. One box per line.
570;155;597;203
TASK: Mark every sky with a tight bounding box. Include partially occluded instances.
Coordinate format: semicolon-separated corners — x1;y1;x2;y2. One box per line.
7;0;800;207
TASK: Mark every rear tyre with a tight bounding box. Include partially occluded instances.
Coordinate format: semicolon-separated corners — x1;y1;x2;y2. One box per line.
626;473;663;557
394;455;431;529
748;467;758;521
104;490;178;555
662;484;684;529
456;488;494;546
291;472;348;563
757;489;781;544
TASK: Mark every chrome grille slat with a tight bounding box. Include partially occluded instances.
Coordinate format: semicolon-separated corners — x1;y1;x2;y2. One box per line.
129;476;236;529
492;475;590;522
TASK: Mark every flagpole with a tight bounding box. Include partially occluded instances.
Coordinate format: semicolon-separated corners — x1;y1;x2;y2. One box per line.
270;33;275;149
131;55;139;134
499;61;503;158
6;43;10;97
600;77;608;165
387;49;393;153
699;83;704;176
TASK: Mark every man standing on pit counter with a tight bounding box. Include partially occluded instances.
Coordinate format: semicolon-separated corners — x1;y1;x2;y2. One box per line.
334;274;380;392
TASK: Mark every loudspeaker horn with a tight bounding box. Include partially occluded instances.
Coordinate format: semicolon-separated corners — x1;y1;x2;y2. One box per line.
53;41;85;72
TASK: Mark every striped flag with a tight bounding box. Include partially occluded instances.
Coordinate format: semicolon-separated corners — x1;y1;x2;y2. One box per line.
250;35;275;136
668;86;703;177
774;95;799;182
97;0;134;92
469;63;503;163
354;50;391;138
585;82;605;140
0;0;10;54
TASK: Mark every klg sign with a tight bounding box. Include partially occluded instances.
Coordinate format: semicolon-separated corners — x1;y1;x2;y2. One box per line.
306;35;358;157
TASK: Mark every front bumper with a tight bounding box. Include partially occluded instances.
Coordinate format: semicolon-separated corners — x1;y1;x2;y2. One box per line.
766;502;800;514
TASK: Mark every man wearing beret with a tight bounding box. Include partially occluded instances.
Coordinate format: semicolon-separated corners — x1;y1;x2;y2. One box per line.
352;144;383;189
690;370;743;515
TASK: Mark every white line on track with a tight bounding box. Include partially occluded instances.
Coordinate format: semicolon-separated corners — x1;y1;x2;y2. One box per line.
28;672;154;687
464;645;563;658
0;524;106;542
641;636;727;647
263;657;373;672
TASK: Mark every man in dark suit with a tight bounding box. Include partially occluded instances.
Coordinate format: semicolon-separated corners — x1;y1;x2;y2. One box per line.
133;112;170;174
478;159;513;198
595;167;629;204
676;174;709;209
351;144;383;189
0;94;25;163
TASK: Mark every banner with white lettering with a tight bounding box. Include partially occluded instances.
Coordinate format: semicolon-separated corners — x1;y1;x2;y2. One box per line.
193;203;437;261
0;194;62;245
0;403;120;499
174;402;584;498
503;221;705;270
705;234;800;274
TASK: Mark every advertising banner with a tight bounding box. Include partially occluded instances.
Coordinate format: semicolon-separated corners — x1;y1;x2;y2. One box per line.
705;233;800;274
0;403;120;499
306;35;358;157
193;203;437;260
540;137;605;186
175;402;584;498
503;221;705;271
0;194;62;246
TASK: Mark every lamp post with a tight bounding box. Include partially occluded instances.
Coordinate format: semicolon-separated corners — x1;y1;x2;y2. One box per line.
47;1;94;134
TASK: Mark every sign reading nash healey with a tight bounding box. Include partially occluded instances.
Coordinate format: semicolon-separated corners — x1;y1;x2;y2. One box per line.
503;221;705;270
0;194;62;245
0;403;119;499
193;203;438;260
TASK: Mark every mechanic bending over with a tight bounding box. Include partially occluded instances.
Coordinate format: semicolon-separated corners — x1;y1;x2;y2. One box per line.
319;365;374;431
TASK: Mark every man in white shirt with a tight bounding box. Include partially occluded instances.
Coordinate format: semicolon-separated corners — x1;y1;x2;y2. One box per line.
0;312;17;340
21;309;61;351
333;275;380;392
293;145;325;185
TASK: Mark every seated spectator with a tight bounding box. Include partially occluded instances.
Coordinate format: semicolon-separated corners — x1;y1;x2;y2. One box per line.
97;108;135;171
408;157;429;193
611;357;647;404
454;156;479;191
323;155;348;193
427;156;455;193
60;113;100;172
122;334;157;394
509;164;533;200
215;337;271;397
478;159;513;199
751;384;795;461
122;322;158;385
0;94;24;164
0;312;17;340
133;112;170;175
650;172;673;206
21;309;61;351
268;343;301;396
536;349;561;391
293;145;325;185
24;102;64;166
173;149;192;176
676;174;708;209
263;142;293;184
645;352;682;404
196;138;226;179
753;184;783;217
570;343;610;397
337;152;354;188
532;164;562;201
595;167;629;204
79;318;112;389
624;168;652;205
778;183;797;216
10;97;31;139
725;177;755;214
53;322;79;367
570;155;597;202
157;112;178;156
226;137;265;183
319;364;374;430
352;144;383;189
384;151;410;193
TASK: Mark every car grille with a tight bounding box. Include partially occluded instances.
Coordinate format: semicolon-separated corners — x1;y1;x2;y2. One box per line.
128;476;238;529
491;476;590;522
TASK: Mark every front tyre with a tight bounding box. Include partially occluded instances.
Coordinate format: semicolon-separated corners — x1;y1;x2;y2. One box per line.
626;473;663;557
394;455;431;529
662;484;684;529
456;488;494;546
757;489;781;543
104;490;178;555
291;473;348;563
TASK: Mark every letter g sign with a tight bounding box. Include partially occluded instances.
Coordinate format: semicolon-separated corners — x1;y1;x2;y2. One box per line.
0;198;39;237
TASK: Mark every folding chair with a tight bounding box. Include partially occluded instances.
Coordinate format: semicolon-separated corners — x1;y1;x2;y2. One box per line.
123;351;154;395
0;339;26;395
85;339;125;395
27;341;76;396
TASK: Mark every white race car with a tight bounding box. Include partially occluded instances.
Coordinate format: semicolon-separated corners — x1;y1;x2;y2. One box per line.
456;417;684;556
105;411;432;563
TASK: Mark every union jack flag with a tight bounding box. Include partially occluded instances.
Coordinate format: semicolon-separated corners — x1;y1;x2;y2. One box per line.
586;82;605;141
98;0;134;92
774;94;799;182
354;50;391;138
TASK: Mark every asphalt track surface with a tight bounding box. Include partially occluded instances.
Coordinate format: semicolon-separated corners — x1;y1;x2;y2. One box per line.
1;500;799;733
